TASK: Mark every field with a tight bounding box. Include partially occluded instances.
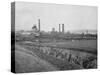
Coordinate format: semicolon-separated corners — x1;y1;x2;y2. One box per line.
14;33;97;73
40;40;97;54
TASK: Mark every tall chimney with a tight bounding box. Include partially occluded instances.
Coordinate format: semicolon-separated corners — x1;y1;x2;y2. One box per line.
59;24;61;32
62;24;64;33
38;19;40;31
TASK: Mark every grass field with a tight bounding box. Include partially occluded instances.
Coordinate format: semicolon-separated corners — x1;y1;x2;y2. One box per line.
14;38;97;72
20;39;97;54
43;40;97;51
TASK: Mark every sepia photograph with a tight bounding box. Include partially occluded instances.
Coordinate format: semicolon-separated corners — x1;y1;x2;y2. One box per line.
11;2;97;73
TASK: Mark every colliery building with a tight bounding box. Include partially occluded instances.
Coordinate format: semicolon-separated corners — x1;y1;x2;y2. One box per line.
15;19;97;42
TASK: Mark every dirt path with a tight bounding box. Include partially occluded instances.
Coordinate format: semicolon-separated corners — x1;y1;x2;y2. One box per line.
15;44;58;73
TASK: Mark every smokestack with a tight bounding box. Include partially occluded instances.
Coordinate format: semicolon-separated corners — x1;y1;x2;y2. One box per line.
59;24;61;32
38;19;40;31
62;24;64;33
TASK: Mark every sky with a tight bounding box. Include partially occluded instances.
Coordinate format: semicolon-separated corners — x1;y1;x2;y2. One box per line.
15;2;97;32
